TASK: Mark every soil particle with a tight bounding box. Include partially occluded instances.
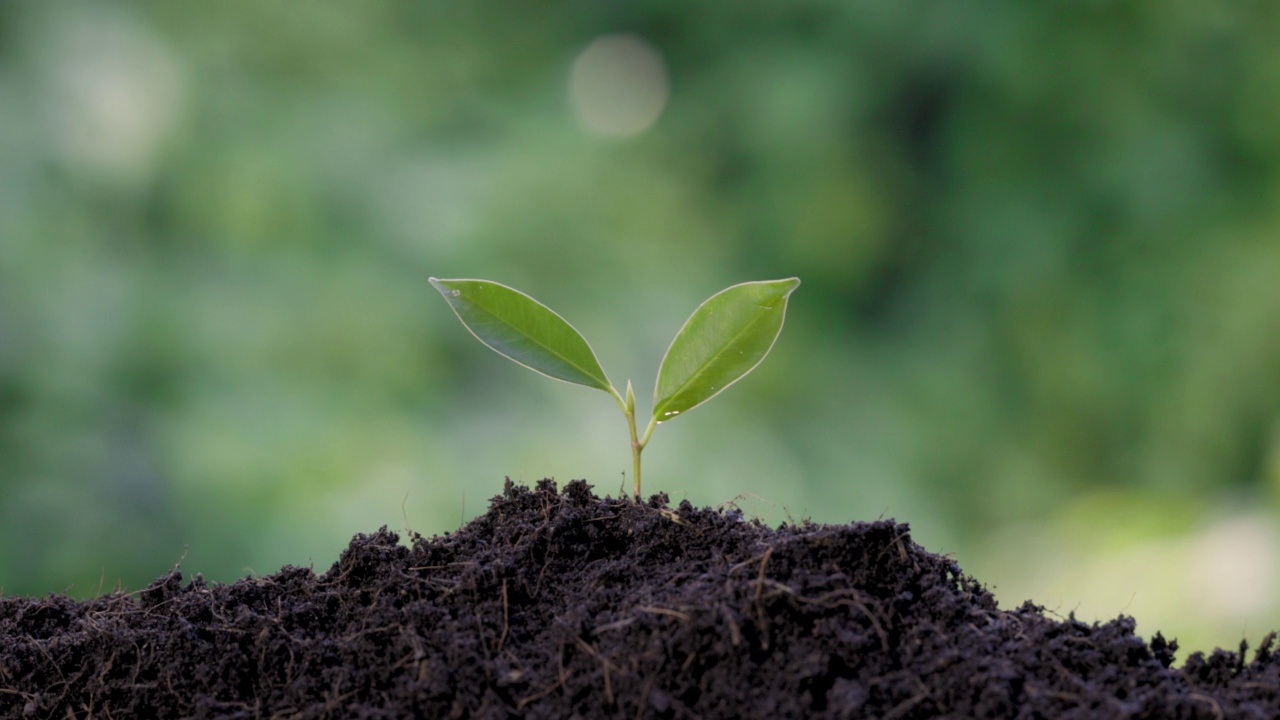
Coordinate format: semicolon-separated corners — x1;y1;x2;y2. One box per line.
2;478;1277;718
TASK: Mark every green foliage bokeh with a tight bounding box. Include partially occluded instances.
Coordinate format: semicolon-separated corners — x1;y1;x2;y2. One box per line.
2;2;1278;655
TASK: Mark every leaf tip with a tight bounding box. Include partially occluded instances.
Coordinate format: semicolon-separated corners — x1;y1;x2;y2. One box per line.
429;277;462;299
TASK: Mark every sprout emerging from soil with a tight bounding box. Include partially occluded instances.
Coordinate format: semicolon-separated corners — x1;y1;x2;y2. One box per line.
429;277;800;501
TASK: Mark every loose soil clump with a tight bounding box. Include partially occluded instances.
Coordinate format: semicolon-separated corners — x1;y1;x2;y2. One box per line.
2;479;1277;718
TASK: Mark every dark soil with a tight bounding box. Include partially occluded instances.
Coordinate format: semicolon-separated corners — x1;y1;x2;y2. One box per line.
2;479;1277;719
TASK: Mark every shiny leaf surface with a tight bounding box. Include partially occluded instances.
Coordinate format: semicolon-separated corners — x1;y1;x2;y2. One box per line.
429;278;613;392
653;278;800;422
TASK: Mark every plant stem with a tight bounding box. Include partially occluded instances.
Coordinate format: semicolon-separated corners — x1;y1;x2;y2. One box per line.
628;415;661;503
639;415;657;448
628;411;642;501
612;383;645;502
610;383;662;501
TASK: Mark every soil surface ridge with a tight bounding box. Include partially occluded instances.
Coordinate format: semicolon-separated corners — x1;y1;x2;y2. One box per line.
1;478;1277;718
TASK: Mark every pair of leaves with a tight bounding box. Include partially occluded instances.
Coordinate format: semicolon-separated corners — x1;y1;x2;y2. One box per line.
428;277;799;424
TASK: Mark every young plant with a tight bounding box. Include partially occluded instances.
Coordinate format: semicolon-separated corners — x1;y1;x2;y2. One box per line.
429;276;800;501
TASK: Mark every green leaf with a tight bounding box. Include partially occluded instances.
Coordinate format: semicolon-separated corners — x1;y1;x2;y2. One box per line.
653;278;800;422
429;278;613;392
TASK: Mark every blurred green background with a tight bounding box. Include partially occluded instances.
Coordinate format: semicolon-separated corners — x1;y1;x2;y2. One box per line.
2;2;1279;658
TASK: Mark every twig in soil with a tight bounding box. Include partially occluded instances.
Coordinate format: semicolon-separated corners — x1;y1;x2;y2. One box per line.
793;588;890;652
658;508;686;525
881;677;931;720
636;673;659;720
1188;693;1225;720
753;546;774;649
593;616;638;635
473;602;492;661
717;603;743;646
516;642;572;710
516;677;566;711
715;491;775;513
680;650;698;672
888;530;918;572
574;637;617;705
727;547;776;578
496;579;510;653
635;606;691;621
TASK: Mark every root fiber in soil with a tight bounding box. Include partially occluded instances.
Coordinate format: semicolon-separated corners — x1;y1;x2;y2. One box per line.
1;479;1278;718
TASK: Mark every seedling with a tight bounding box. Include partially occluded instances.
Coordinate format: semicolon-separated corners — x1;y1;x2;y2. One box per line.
429;277;800;501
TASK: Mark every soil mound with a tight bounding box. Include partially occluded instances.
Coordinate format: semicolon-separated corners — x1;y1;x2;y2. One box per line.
2;479;1277;718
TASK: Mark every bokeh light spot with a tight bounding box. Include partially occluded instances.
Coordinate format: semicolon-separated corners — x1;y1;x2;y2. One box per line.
44;13;184;181
569;34;669;138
